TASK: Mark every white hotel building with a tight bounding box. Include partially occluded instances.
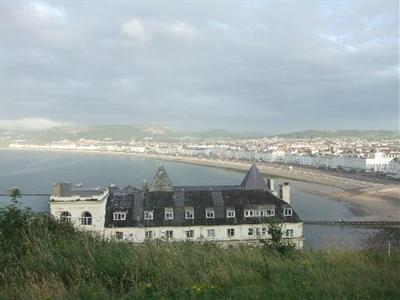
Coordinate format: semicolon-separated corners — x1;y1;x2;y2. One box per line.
49;165;304;248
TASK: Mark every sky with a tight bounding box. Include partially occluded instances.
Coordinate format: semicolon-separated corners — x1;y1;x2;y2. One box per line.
0;0;398;133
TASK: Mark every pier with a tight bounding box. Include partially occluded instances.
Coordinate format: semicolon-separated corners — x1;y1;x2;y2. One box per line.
304;221;400;227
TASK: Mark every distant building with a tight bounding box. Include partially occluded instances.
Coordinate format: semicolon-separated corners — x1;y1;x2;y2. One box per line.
49;164;303;248
386;158;400;179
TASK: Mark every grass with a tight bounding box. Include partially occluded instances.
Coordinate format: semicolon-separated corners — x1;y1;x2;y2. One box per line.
0;205;399;299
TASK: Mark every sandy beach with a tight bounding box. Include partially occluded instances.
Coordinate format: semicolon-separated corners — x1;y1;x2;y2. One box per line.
2;148;399;220
130;153;400;221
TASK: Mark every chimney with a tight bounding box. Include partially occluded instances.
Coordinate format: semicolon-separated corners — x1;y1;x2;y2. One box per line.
267;178;274;192
53;182;71;197
142;180;149;192
279;182;290;204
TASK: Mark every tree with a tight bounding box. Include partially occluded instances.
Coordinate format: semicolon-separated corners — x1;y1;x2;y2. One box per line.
259;218;296;255
8;187;22;205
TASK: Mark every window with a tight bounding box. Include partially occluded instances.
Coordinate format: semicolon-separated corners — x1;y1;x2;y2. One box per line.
186;230;194;238
244;210;254;217
113;211;126;221
115;231;123;240
81;211;92;225
254;210;260;217
262;227;267;236
144;210;154;220
255;228;261;236
266;209;275;216
165;208;174;220
227;228;235;237
260;210;265;217
206;209;215;219
145;230;153;239
248;228;254;236
185;208;194;219
60;211;71;222
207;229;215;238
283;208;292;216
165;230;173;239
226;210;235;218
286;229;294;237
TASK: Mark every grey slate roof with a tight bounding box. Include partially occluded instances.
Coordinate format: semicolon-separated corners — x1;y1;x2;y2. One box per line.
104;164;301;228
149;166;174;192
240;164;267;190
105;189;301;228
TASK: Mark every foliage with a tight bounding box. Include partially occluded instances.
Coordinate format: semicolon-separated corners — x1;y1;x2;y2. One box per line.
259;218;296;255
0;205;399;299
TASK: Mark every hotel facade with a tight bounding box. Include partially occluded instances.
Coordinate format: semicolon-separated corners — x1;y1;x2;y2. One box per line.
50;164;304;248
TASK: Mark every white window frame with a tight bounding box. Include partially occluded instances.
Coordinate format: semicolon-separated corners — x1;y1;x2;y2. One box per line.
226;210;235;218
113;211;127;221
165;208;174;220
81;211;92;226
207;229;215;238
205;209;215;219
186;229;194;238
144;210;154;220
60;211;71;222
286;229;294;237
244;210;255;217
185;208;194;220
165;230;173;239
145;230;153;239
283;208;292;216
248;227;254;236
266;209;275;216
227;228;235;237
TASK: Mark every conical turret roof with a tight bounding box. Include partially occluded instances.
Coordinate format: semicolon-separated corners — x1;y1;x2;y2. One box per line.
150;165;174;192
241;164;267;190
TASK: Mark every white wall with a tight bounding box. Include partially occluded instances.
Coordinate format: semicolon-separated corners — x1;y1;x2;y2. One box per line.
104;222;304;248
50;198;107;234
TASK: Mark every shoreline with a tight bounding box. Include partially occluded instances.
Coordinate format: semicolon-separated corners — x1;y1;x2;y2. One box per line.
2;148;399;220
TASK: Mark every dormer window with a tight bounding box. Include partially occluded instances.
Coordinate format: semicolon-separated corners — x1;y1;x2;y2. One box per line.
165;208;174;220
226;209;235;218
144;210;154;220
113;211;127;221
244;210;255;217
185;207;194;219
283;208;292;216
205;208;215;219
266;209;275;216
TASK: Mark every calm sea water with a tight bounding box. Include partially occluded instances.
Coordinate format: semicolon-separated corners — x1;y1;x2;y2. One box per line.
0;149;374;249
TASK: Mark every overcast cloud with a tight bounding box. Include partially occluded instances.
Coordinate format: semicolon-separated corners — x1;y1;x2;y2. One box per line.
0;1;398;133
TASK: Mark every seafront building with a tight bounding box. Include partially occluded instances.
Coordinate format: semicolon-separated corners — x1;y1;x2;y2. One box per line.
10;140;399;176
49;164;304;248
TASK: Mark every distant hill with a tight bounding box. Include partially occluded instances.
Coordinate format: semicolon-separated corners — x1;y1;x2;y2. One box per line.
275;130;400;139
1;125;398;143
1;124;177;143
184;129;267;139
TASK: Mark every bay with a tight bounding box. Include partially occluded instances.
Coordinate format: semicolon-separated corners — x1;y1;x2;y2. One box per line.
0;149;374;249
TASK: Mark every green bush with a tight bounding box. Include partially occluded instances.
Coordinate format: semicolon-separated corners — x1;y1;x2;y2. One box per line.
0;204;399;299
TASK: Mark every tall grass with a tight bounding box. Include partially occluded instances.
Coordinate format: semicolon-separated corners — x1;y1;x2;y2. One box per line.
0;205;399;299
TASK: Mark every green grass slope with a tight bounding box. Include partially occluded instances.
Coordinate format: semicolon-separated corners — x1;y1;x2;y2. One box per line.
0;205;399;299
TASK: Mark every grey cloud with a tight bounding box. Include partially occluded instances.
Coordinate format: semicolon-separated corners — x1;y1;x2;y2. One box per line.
0;0;398;133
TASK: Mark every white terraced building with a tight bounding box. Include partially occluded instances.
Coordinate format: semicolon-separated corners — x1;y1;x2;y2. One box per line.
49;164;304;248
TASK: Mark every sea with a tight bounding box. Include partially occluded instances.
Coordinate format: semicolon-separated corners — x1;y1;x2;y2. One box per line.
0;149;376;249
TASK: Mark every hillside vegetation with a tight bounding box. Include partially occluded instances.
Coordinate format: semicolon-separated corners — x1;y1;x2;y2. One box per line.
1;125;399;143
0;204;399;299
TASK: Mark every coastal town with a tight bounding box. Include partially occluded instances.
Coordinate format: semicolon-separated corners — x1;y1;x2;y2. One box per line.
6;134;400;179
